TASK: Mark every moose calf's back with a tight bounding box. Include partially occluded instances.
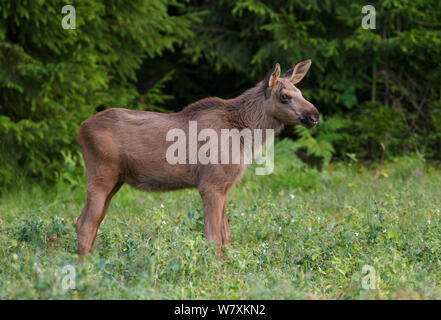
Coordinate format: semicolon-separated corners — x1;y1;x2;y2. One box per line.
78;105;240;192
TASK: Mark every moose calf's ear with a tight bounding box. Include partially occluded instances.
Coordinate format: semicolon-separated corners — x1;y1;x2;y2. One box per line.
262;63;281;91
268;63;281;87
282;59;312;84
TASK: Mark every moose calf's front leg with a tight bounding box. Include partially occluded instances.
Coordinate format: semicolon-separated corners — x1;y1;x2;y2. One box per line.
199;186;225;254
221;196;231;246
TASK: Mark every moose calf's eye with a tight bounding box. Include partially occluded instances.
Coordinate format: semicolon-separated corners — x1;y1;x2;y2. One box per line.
280;94;290;104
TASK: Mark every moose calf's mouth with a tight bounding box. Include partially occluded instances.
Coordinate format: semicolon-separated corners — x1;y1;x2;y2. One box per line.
300;116;319;128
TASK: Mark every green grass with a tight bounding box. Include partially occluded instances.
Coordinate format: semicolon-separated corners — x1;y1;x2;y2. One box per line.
1;141;441;299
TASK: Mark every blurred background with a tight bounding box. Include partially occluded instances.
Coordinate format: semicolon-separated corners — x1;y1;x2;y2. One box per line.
1;0;440;186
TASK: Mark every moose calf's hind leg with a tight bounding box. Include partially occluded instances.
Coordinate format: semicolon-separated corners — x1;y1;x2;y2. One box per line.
76;177;121;256
76;190;108;256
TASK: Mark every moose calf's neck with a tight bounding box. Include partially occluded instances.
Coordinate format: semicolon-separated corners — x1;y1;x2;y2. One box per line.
226;86;284;136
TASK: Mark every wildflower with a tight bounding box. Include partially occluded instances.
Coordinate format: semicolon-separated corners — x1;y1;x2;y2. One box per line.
33;263;42;274
290;194;295;199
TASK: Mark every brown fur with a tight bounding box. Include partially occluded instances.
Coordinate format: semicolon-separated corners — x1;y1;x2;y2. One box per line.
76;60;319;256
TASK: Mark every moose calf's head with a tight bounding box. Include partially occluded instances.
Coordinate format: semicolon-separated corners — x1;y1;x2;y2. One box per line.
262;60;319;128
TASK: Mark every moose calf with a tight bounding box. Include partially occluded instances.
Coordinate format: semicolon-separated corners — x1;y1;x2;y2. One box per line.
76;60;319;256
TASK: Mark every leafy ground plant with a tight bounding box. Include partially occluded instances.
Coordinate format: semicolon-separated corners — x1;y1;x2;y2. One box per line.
0;141;440;299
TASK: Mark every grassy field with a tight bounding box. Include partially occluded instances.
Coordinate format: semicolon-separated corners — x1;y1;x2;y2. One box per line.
1;140;441;299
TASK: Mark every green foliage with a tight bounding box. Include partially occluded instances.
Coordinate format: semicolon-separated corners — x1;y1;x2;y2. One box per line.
244;139;320;192
137;71;175;113
0;0;198;185
352;102;409;157
293;115;348;165
1;153;441;299
181;0;441;160
1;0;441;185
